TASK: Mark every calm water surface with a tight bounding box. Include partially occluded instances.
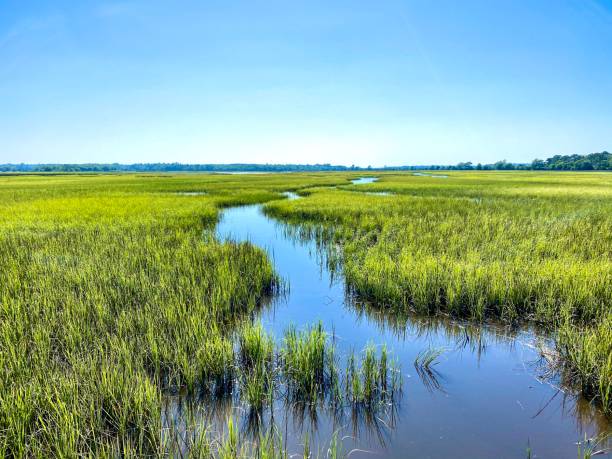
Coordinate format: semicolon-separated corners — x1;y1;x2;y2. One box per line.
166;178;611;458
412;172;449;178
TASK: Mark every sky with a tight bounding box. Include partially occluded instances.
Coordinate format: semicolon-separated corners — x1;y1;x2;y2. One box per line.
1;0;611;166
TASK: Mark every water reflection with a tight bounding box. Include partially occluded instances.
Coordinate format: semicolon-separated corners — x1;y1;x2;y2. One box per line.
412;172;449;178
162;388;401;456
351;177;379;185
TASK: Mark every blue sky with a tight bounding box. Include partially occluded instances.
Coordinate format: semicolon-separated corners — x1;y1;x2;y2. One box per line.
1;0;611;166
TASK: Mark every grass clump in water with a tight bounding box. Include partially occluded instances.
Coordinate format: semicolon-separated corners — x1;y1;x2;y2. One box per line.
558;316;612;414
238;323;275;411
345;344;400;406
279;322;333;404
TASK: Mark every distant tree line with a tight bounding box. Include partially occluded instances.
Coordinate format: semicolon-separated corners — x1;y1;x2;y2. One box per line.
530;151;611;170
1;152;609;173
0;163;361;173
452;151;611;171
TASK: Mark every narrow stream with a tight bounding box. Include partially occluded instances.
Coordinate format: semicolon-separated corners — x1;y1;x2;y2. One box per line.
166;178;611;458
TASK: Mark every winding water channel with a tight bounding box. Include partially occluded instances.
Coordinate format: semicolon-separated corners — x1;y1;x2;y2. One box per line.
166;178;610;458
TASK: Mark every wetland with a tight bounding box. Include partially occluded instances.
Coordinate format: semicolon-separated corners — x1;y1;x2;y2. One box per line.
0;171;610;458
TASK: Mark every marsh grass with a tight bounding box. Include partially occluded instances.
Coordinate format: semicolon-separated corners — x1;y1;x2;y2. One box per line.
1;170;610;456
238;324;275;410
558;316;612;415
158;321;401;457
209;417;345;459
0;171;397;456
345;344;400;406
280;323;332;404
277;324;401;411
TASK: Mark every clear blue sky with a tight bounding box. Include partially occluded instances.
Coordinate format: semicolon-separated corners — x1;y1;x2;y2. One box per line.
1;0;611;166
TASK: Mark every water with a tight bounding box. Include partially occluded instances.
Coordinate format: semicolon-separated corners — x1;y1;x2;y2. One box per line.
346;177;393;195
413;172;449;178
167;178;611;458
351;177;378;185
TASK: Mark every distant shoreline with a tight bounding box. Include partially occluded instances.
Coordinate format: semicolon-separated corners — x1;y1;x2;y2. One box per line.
2;151;609;173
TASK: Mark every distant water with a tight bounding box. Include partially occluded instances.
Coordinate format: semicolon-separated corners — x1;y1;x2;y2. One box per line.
413;172;449;178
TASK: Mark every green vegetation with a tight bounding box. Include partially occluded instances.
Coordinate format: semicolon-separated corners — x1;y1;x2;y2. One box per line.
413;347;445;393
265;171;612;413
0;170;610;456
455;151;611;171
279;324;400;408
2;150;609;172
531;151;611;171
345;344;399;406
280;323;333;404
212;419;344;459
233;321;402;411
238;324;275;410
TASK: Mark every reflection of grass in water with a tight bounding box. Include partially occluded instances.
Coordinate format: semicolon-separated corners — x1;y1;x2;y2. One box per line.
160;321;402;457
413;347;446;394
162;402;389;458
414;347;444;369
215;418;344;459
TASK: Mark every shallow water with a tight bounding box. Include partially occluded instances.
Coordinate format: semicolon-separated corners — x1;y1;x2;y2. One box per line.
167;178;611;458
413;172;449;178
351;177;378;185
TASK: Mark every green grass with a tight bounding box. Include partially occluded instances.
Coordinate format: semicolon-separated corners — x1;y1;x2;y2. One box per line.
0;170;610;456
558;315;612;413
238;323;275;410
280;322;331;404
345;343;400;405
